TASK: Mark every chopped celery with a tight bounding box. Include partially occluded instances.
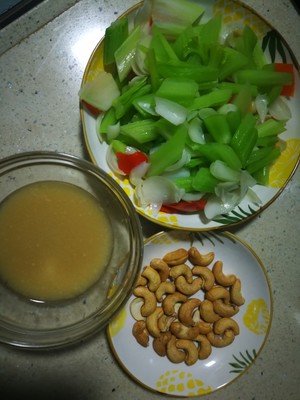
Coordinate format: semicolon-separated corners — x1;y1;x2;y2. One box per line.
192;168;220;193
147;124;187;177
230;113;258;168
111;139;127;153
193;143;242;170
157;60;219;83
146;48;160;92
232;84;253;116
120;119;159;144
203;113;232;144
114;25;142;82
256;119;287;137
99;108;117;134
189;89;232;111
218;48;249;80
104;17;129;65
151;28;179;62
226;109;241;134
156;78;198;105
235;69;292;87
132;94;157;117
172;176;194;192
246;147;281;174
217;82;258;96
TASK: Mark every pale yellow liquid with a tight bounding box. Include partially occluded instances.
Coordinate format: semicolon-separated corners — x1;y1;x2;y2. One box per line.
0;181;113;301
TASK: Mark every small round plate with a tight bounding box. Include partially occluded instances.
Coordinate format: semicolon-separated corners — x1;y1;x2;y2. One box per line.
80;0;300;230
107;230;272;397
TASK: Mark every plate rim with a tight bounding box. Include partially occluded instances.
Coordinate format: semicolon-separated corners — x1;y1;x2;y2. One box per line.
106;229;273;397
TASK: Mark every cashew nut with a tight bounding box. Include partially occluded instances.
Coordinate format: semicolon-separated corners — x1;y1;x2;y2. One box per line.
135;275;147;287
194;334;212;360
169;264;193;283
213;299;239;317
163;248;188;266
214;317;240;336
175;276;203;296
170;321;199;340
150;258;170;282
178;298;201;327
207;330;235;348
166;335;186;363
141;266;161;292
146;307;164;338
130;297;145;321
132;320;149;347
230;278;245;306
192;266;215;291
133;286;157;317
155;281;176;302
212;261;236;287
153;331;172;357
162;292;188;316
157;314;175;333
176;339;199;366
196;319;213;335
188;247;215;266
200;299;221;323
205;285;230;304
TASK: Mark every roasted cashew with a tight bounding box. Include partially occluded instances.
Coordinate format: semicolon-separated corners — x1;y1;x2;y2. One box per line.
192;266;215;291
166;334;186;363
196;319;213;335
150;258;170;282
153;331;172;357
133;286;157;317
230;278;245;306
188;247;215;267
162;292;188;316
205;285;230;304
194;334;212;360
135;275;147;287
200;299;221;323
163;248;189;266
170;321;199;340
178;298;201;327
141;266;161;292
176;339;199;366
212;260;236;287
132;320;149;347
157;314;175;333
130;297;145;321
175;276;203;296
169;264;193;283
207;329;235;348
155;281;176;302
146;307;164;338
214;317;240;336
213;299;239;317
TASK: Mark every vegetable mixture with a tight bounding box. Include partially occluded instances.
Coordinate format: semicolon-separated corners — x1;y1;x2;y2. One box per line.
79;0;294;220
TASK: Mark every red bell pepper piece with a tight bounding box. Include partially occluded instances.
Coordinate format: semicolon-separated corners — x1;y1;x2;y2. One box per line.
116;151;148;174
160;199;207;214
274;63;295;97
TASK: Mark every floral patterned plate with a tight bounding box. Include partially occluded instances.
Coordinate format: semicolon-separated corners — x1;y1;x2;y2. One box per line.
107;230;272;397
80;0;300;230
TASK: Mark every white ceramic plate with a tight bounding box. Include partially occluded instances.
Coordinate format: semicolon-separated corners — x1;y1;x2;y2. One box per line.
107;230;272;397
80;0;300;230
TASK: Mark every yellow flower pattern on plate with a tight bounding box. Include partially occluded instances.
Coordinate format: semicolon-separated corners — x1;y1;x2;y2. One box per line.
269;139;300;188
156;370;211;396
243;298;270;335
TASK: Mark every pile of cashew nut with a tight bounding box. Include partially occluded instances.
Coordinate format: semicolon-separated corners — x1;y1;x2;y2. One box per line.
130;247;245;366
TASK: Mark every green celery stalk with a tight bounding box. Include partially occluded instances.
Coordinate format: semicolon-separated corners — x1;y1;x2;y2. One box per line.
111;139;127;153
156;77;198;105
218;47;249;80
203;113;232;144
256;119;287;137
113;77;151;119
246;147;281;174
150;28;179;62
172;176;194;192
157;60;218;83
132;94;156;117
235;69;292;87
114;24;141;82
147;124;188;176
185;157;208;169
256;135;279;147
234;25;257;61
217;81;258;96
189;89;232;111
146;48;160;91
104;17;129;65
192;143;242;170
99;108;117;134
172;25;200;59
230;113;258;168
233;84;253;116
252;166;270;186
226;109;241;134
192;168;220;193
120;119;159;144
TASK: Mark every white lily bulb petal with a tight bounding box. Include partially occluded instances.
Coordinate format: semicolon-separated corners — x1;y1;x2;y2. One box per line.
129;161;150;186
269;96;292;121
155;96;188;126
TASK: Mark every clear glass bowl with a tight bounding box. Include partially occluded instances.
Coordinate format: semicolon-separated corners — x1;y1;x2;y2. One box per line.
0;151;143;349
